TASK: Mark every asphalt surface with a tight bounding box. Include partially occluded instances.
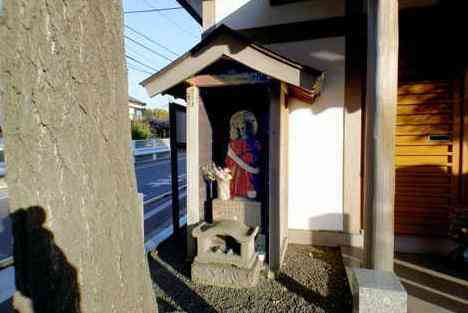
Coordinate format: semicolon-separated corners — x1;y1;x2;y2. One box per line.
0;190;11;263
136;156;187;204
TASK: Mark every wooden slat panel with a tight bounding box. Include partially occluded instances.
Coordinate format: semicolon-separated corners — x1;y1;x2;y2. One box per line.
396;175;451;185
396;196;450;207
397;216;449;225
395;155;450;166
395;224;447;236
398;82;448;95
396;135;451;145
396;184;451;195
396;145;451;155
394;80;458;237
397;103;450;114
397;114;451;125
396;124;451;136
396;165;450;175
398;94;450;105
396;207;449;215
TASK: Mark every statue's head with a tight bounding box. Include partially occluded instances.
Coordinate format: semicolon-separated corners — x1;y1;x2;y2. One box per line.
229;110;258;140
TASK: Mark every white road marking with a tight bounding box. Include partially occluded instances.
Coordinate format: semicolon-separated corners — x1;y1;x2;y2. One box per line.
144;192;187;220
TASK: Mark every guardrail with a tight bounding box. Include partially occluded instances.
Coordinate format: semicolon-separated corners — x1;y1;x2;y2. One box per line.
132;138;170;161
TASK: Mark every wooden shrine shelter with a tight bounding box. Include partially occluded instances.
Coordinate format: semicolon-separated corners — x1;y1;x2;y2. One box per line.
142;1;468;284
142;26;325;271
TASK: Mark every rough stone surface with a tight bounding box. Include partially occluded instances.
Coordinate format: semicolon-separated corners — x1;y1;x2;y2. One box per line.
212;199;261;228
150;239;352;313
347;268;407;313
0;1;156;312
193;220;258;268
192;257;261;288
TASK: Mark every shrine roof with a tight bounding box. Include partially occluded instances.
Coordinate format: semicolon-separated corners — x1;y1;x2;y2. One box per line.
140;25;324;100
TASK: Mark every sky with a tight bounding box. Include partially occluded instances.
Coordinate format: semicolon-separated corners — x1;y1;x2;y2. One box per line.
123;0;201;110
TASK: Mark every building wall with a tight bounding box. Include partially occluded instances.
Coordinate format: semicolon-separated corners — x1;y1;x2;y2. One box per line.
215;0;345;29
270;37;346;231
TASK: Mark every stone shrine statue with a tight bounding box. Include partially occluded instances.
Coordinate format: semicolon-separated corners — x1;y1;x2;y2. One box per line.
225;110;261;200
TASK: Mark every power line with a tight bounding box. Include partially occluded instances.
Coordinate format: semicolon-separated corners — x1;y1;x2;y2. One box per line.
143;0;199;39
124;7;183;14
125;24;179;57
126;55;159;72
124;35;173;62
128;65;153;75
126;45;160;67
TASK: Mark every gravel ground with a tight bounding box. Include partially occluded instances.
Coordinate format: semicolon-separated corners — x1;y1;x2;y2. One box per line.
149;239;352;313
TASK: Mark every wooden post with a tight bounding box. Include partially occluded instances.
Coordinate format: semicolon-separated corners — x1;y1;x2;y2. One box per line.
462;66;468;204
169;102;181;240
364;0;399;271
202;0;216;32
186;86;200;258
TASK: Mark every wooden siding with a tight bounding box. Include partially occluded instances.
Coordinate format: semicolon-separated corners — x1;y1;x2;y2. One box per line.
395;80;462;236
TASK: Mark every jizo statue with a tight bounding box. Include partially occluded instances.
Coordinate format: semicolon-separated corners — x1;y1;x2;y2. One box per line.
224;110;261;200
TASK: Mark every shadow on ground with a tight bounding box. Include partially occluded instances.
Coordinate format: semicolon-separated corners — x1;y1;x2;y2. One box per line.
149;235;352;313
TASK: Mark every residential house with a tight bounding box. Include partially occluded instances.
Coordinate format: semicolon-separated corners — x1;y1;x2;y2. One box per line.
128;96;146;120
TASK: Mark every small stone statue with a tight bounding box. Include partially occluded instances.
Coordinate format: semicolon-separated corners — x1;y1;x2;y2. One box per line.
202;163;232;200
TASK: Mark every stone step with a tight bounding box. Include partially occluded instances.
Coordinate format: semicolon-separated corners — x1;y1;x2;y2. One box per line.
395;259;468;313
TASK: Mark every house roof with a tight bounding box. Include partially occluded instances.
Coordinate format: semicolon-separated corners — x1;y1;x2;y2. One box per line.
128;96;146;106
140;25;324;101
176;0;202;24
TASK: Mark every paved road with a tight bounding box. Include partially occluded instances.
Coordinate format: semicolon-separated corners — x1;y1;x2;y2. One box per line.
0;190;11;263
136;156;186;203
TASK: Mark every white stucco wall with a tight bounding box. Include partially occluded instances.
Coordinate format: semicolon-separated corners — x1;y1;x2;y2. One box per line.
215;0;345;30
268;37;345;231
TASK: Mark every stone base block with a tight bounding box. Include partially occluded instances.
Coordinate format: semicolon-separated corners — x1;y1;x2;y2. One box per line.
191;257;261;288
347;268;407;313
212;199;261;228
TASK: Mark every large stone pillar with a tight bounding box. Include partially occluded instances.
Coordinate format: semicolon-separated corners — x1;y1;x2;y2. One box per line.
363;0;399;271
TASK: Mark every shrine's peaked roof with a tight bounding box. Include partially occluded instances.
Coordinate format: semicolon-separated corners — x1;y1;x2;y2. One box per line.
140;25;324;99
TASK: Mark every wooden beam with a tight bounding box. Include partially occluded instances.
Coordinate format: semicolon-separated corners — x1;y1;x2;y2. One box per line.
363;0;399;271
343;0;365;235
268;83;281;273
186;72;270;87
279;82;289;266
240;17;346;45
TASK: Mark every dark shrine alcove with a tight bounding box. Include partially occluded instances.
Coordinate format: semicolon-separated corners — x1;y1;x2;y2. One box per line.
201;84;271;232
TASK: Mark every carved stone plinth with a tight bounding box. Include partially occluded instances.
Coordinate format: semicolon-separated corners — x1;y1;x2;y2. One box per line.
191;220;261;288
192;257;261;288
212;199;261;227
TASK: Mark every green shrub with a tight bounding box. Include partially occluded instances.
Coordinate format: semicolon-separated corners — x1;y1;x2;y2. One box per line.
131;121;152;140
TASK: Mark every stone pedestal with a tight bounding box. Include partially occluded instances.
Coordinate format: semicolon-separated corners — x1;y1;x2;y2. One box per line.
191;220;261;288
347;268;407;313
192;257;261;288
212;199;261;228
